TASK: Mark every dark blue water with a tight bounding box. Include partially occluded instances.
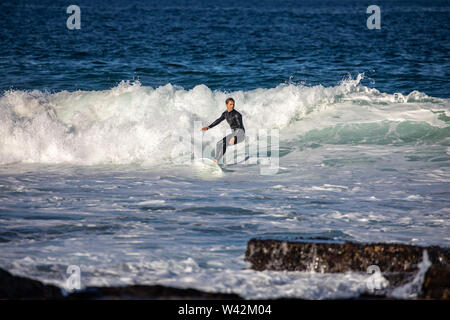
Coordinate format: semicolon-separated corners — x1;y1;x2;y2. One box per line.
1;0;449;97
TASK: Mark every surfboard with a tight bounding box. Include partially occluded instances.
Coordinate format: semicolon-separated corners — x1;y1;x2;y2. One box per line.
192;158;223;178
198;158;218;166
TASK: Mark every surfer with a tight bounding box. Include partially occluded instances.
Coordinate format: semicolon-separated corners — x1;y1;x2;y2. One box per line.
201;98;245;163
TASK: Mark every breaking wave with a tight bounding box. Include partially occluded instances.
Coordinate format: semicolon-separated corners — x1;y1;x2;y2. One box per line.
0;75;449;165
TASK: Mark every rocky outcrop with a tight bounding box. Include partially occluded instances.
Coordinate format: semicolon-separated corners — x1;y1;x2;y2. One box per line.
420;265;450;300
245;238;450;299
245;239;449;273
2;239;448;300
0;267;241;300
67;285;242;300
0;268;63;299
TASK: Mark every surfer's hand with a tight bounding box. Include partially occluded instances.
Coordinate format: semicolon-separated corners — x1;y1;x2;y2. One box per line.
201;127;209;131
229;137;235;145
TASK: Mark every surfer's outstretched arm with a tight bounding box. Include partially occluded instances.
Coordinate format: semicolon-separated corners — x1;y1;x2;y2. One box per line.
201;112;225;131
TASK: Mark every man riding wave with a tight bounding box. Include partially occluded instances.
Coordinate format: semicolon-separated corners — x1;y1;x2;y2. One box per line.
201;98;245;163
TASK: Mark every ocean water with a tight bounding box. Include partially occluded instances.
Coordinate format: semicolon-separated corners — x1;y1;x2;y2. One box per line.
0;0;449;299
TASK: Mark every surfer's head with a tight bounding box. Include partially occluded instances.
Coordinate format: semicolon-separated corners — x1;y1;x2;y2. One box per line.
225;98;235;112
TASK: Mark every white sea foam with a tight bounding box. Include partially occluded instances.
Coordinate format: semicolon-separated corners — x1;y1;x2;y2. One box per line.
0;78;449;299
0;76;448;165
390;250;432;299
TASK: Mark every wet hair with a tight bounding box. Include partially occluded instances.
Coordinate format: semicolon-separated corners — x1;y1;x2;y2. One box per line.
225;97;235;105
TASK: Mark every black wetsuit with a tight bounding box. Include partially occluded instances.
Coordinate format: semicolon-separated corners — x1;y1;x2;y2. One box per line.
208;109;245;162
208;109;245;132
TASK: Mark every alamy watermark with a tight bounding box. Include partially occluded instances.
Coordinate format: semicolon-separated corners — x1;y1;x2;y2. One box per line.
66;265;81;291
365;265;389;292
66;5;81;30
366;5;381;30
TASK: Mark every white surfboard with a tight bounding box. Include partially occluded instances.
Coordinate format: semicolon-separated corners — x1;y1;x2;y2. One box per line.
192;158;223;178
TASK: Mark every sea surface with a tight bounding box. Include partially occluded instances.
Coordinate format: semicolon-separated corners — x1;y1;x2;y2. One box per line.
0;0;449;299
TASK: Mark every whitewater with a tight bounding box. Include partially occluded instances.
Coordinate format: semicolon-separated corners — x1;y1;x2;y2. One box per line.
0;76;449;299
1;74;448;166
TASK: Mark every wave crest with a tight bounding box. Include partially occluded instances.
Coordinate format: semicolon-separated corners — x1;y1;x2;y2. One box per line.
0;76;448;165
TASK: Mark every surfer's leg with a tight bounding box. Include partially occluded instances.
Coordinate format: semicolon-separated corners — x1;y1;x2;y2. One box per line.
229;129;245;146
232;128;245;145
215;133;234;162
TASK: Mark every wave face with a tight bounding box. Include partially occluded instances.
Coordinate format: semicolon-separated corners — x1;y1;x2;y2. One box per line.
0;75;449;165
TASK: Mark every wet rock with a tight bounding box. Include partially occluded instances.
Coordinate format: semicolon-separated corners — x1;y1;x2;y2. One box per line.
245;239;449;273
67;285;242;300
0;268;63;299
420;265;450;300
0;267;242;300
245;239;449;299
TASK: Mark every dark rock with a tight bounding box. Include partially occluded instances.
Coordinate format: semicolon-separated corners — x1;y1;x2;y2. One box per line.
0;267;242;300
0;268;63;299
245;239;449;273
420;265;450;300
245;238;450;299
67;285;242;300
